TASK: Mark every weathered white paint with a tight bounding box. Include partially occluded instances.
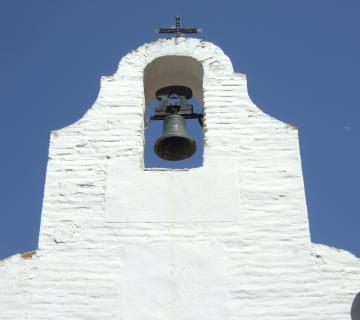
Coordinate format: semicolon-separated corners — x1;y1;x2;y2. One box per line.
120;241;228;320
105;157;240;222
0;37;359;320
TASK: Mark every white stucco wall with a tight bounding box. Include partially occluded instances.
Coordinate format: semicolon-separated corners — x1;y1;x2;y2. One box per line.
1;38;359;320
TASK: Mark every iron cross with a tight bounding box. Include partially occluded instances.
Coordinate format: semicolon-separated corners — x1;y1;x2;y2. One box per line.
156;16;201;37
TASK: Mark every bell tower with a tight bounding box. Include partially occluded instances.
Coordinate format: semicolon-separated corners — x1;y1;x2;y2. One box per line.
0;34;360;319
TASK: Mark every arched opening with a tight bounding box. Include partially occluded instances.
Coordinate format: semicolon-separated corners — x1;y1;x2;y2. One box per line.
351;292;360;320
143;56;204;169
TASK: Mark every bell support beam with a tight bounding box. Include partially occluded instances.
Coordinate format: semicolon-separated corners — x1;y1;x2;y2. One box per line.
146;85;204;128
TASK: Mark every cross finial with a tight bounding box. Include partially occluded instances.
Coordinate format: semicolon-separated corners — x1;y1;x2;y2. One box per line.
156;16;202;38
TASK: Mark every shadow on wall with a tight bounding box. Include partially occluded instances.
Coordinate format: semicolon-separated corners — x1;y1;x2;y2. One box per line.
143;56;205;169
352;292;360;320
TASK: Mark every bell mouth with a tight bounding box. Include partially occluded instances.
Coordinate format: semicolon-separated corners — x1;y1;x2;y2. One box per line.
154;136;196;161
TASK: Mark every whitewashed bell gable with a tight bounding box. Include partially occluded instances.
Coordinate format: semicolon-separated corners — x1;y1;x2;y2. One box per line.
0;38;359;320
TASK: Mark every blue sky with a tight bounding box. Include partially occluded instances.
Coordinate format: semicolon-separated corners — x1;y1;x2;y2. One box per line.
0;0;359;259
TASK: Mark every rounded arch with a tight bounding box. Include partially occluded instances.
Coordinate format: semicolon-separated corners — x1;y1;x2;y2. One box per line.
143;56;205;168
143;55;204;108
352;292;360;320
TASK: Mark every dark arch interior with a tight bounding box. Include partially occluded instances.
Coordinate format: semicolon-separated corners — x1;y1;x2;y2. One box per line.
143;56;204;106
352;292;360;320
143;56;204;169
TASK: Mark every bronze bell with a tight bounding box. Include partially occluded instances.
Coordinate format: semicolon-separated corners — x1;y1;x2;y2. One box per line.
154;113;196;161
149;85;203;161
